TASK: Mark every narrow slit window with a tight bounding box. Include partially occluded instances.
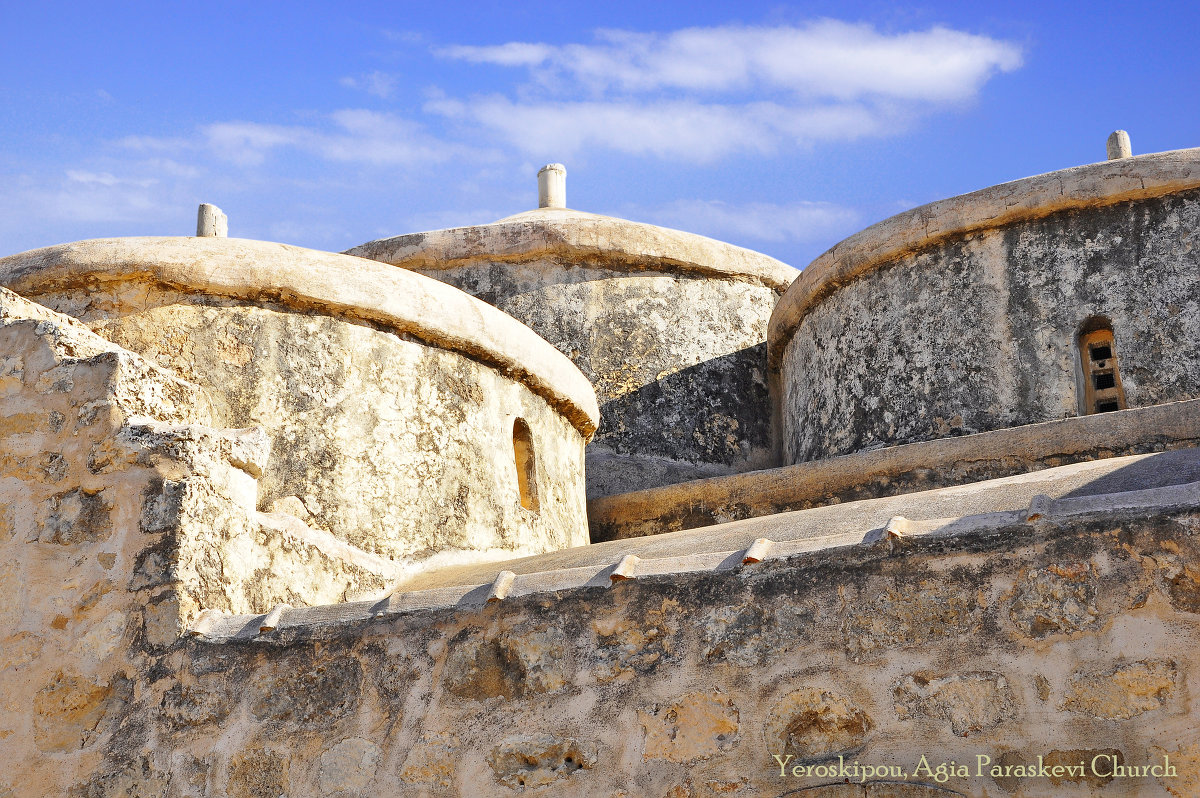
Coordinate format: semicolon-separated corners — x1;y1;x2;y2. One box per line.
513;418;539;512
1078;322;1127;415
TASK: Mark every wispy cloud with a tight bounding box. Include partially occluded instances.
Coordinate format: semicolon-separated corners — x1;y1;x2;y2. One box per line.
429;95;886;161
433;21;1022;161
440;21;1022;101
125;110;483;168
630;199;860;245
340;71;400;99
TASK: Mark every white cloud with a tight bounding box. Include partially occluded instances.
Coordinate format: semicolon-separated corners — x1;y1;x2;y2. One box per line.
432;21;1022;162
125;110;479;168
439;21;1022;101
632;199;860;244
427;95;888;161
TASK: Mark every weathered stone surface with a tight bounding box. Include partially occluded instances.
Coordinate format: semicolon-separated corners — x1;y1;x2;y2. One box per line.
698;604;778;666
348;209;796;497
160;676;236;730
1007;563;1101;638
249;648;363;731
0;238;596;566
842;577;985;660
86;297;588;563
398;733;460;790
71;757;171;798
1043;748;1124;786
226;748;290;798
1155;741;1200;798
773;153;1200;463
591;599;680;683
488;734;594;788
893;672;1016;737
318;738;381;795
32;672;121;753
1061;659;1178;719
641;692;740;763
765;688;873;764
442;623;571;700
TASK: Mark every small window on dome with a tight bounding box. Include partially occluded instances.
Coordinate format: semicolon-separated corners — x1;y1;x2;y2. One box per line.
1078;319;1126;415
513;418;539;512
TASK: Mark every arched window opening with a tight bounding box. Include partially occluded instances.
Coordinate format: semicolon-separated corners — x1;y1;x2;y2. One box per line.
513;418;539;512
1078;318;1127;415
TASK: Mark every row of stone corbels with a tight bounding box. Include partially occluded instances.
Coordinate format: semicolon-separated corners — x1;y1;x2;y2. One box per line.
190;472;1200;641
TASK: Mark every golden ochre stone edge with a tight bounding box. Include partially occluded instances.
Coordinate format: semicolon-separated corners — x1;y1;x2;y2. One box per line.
0;236;600;438
344;208;800;293
767;147;1200;370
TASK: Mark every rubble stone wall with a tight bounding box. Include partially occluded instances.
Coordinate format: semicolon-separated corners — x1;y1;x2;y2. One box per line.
23;487;1200;797
771;152;1200;464
0;289;399;796
411;261;779;497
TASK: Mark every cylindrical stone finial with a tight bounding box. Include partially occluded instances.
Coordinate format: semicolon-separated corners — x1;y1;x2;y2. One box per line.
1106;130;1132;160
196;203;228;237
537;163;566;209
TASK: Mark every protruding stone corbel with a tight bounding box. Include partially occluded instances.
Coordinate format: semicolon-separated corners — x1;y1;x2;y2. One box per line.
742;538;774;564
259;603;290;633
610;554;641;582
487;570;517;603
1026;494;1053;523
884;516;912;539
188;608;226;637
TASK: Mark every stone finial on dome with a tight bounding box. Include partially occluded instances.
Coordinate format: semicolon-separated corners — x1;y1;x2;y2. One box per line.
196;203;228;237
537;163;566;209
1107;130;1132;160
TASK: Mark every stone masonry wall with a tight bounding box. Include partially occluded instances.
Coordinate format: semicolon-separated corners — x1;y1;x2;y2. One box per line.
411;261;779;498
31;492;1200;797
780;188;1200;463
0;289;399;795
25;286;590;562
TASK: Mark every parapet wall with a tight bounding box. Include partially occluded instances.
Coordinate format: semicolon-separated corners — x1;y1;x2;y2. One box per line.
25;471;1200;797
350;209;798;497
770;148;1200;463
0;238;600;562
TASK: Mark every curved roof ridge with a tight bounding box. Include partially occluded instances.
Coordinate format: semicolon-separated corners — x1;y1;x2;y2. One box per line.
345;207;800;293
0;236;600;437
768;146;1200;369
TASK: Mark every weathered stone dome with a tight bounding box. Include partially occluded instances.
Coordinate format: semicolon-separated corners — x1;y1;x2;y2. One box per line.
348;204;799;498
0;236;600;562
770;147;1200;465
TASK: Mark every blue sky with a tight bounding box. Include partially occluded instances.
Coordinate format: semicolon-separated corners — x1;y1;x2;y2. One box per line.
2;1;1197;269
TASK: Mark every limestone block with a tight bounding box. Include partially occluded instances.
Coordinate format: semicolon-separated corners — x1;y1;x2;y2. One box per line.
893;672;1017;736
1007;563;1100;638
398;733;461;790
318;738;381;795
32;672;126;753
226;748;291;798
1061;659;1178;719
442;623;570;700
640;692;739;763
765;687;873;764
248;647;363;733
487;734;594;788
